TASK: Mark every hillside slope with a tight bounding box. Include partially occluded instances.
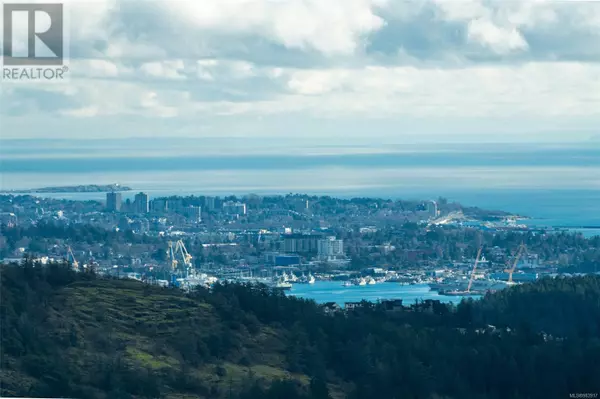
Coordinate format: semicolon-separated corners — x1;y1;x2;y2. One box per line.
2;261;600;399
1;263;334;398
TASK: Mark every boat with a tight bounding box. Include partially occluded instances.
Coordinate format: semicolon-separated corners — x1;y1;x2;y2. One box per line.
429;281;464;292
355;278;367;286
440;247;484;297
271;273;293;290
428;282;444;291
297;272;316;284
273;281;292;290
342;281;352;287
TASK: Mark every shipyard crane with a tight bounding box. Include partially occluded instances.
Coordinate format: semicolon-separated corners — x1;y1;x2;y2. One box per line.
466;247;483;293
167;239;194;277
66;246;80;271
167;241;178;271
175;240;193;276
504;244;526;285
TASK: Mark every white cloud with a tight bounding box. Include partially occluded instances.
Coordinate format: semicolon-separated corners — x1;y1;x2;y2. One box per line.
287;70;348;95
71;59;127;78
433;0;491;22
2;0;600;142
18;61;597;122
282;62;600;118
140;60;186;80
104;40;167;60
61;106;100;118
467;19;528;54
65;0;117;41
166;0;386;56
195;59;257;81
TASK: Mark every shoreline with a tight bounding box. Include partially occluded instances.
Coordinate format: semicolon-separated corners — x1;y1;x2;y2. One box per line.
1;184;132;194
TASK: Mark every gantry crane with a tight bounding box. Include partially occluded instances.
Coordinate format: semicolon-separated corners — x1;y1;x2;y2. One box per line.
66;246;80;271
167;239;194;277
167;241;178;271
505;244;526;285
466;247;483;293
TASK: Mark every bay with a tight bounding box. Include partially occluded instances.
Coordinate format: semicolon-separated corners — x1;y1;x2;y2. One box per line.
287;281;480;306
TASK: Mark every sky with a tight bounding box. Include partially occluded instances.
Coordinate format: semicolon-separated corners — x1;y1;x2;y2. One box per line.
1;0;600;144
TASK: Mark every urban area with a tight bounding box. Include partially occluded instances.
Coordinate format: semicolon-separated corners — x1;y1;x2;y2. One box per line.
1;189;599;304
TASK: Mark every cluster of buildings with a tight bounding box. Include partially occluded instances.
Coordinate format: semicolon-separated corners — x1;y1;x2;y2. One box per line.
107;192;203;222
263;234;346;267
106;192;250;222
0;212;18;227
6;192;580;285
0;193;353;272
283;234;345;261
107;192;150;214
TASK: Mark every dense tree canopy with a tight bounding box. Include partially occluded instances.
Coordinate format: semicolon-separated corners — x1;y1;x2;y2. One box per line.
1;260;600;398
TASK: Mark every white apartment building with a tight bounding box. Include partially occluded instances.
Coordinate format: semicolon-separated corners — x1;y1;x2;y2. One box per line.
318;236;344;261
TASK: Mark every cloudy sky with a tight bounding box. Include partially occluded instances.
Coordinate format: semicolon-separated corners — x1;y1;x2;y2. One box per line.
2;0;600;143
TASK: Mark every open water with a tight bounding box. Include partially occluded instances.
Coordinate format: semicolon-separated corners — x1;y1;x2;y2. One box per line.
287;281;480;305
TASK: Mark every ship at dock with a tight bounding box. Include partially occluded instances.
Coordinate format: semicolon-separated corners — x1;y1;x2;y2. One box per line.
432;244;530;297
269;271;294;290
295;272;316;285
436;247;488;297
431;279;508;294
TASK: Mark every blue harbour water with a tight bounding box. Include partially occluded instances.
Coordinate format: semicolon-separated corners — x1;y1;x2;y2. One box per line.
287;281;479;305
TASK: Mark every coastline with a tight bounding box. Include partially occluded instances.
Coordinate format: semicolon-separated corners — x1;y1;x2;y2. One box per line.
1;184;132;194
1;188;598;237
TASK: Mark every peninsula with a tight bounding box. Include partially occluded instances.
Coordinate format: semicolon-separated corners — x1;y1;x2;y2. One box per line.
2;184;132;193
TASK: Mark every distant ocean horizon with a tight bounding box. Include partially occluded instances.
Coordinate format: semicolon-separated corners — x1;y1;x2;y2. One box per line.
1;140;599;233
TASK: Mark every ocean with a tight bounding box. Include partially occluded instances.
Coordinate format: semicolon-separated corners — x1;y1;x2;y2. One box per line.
1;139;599;230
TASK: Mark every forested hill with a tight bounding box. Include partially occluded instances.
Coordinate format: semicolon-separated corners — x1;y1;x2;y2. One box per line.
2;261;600;399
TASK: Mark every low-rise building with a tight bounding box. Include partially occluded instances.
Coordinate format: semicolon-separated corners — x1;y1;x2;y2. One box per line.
320;302;342;315
381;299;403;312
222;201;247;216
